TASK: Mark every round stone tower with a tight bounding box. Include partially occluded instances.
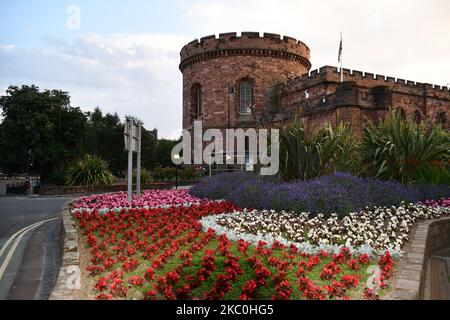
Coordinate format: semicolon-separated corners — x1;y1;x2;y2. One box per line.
179;32;311;131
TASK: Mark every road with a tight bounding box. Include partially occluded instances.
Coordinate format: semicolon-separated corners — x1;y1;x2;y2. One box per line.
0;196;71;300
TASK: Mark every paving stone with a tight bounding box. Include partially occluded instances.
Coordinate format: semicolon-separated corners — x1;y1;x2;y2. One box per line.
64;240;79;252
397;278;420;291
400;270;422;281
408;252;425;260
407;258;424;266
404;264;423;272
63;252;80;266
390;290;418;300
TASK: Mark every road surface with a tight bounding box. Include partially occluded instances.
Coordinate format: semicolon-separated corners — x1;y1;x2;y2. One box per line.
0;196;71;300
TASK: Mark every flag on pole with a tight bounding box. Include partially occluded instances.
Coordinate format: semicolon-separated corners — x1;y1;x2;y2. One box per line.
338;32;343;82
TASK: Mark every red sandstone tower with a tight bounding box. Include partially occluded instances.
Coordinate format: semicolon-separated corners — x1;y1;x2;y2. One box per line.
179;32;311;132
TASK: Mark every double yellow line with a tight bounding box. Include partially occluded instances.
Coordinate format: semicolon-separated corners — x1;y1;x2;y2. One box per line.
0;217;58;281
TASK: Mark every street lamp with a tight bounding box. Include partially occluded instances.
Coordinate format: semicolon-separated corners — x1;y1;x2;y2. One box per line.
173;154;180;189
227;84;236;128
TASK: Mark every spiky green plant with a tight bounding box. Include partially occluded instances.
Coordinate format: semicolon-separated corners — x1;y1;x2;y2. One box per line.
65;154;114;188
277;116;355;181
358;110;450;184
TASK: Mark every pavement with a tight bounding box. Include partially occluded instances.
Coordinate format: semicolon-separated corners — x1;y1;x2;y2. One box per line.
0;196;72;300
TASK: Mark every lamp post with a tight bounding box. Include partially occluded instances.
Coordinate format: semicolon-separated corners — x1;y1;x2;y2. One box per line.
173;154;180;189
227;84;236;128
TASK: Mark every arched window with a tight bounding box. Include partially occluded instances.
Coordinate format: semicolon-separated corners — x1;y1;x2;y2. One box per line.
436;111;447;127
191;84;202;118
413;110;422;124
239;80;253;114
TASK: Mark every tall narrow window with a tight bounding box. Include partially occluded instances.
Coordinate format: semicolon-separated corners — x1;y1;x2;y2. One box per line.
239;81;253;114
191;84;202;118
196;87;202;117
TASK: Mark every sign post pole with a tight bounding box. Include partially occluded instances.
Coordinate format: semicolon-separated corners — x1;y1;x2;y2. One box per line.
127;119;133;205
136;122;142;198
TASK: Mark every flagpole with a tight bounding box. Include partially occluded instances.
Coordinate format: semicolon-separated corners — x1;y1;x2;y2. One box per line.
340;31;344;82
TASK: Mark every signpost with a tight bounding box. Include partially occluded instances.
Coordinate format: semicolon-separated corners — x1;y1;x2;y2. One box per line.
124;118;142;204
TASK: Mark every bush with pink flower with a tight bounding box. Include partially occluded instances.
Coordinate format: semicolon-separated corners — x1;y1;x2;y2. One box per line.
73;189;204;210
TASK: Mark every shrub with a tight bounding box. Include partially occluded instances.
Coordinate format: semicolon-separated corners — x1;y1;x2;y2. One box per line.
277;117;357;181
191;172;450;217
179;166;200;180
132;168;151;184
65;154;114;188
358;110;450;185
190;172;258;200
154;166;176;181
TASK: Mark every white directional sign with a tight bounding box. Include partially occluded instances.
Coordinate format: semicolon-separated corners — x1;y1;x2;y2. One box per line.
124;118;142;204
124;121;139;152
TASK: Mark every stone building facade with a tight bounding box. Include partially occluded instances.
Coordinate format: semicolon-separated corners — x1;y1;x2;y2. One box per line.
179;32;449;136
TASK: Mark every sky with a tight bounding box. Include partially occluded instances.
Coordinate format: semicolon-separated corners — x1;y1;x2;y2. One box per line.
1;0;450;138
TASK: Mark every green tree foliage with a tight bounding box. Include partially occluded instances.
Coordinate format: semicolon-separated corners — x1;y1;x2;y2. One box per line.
151;138;179;168
0;85;87;180
132;168;151;184
65;154;114;188
84;108;127;177
358;110;450;184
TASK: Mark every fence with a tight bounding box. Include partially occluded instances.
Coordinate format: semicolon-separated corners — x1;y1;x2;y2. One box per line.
6;182;29;196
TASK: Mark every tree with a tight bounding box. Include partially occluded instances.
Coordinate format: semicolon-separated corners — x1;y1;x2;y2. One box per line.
84;108;127;177
153;138;180;168
0;85;88;180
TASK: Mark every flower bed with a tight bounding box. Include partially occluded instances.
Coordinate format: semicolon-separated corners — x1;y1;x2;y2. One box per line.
73;201;391;300
190;172;450;217
200;201;450;257
73;189;203;211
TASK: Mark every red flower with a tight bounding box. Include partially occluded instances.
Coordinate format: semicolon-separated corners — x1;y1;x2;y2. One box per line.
110;278;128;297
347;259;360;271
272;280;292;300
358;254;370;265
363;288;380;300
95;293;113;300
128;275;144;287
144;267;155;281
241;279;258;299
341;275;359;288
95;277;108;291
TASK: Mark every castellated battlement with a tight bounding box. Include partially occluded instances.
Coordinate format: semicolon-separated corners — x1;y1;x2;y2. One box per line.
179;32;311;71
282;65;450;94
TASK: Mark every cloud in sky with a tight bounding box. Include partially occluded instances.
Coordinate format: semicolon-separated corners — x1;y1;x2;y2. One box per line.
1;0;450;138
0;32;189;138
